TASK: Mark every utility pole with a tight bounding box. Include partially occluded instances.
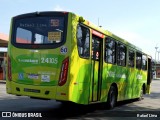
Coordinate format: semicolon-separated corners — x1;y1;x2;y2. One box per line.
98;18;102;28
155;46;159;79
158;51;160;62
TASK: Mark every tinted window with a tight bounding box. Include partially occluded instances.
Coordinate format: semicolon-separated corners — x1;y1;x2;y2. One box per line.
15;17;64;45
136;52;142;69
16;28;32;44
117;42;126;66
128;50;135;67
77;24;90;58
92;35;101;61
142;54;147;70
105;37;116;64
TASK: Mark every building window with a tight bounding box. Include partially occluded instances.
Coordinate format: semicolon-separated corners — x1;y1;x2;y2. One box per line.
77;24;90;58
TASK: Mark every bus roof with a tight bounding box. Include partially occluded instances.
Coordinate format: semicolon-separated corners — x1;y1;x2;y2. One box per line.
73;12;151;56
12;11;151;57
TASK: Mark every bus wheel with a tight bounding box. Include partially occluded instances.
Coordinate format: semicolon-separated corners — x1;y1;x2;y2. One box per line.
138;86;144;101
106;86;117;109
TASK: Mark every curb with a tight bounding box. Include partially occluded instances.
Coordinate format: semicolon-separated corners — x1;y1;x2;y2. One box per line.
154;78;160;80
0;80;6;84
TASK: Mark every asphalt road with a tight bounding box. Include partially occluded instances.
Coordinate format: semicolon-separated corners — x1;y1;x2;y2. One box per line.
0;80;160;120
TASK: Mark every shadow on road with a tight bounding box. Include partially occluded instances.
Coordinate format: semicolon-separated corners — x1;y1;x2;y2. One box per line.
39;99;142;119
0;96;159;119
144;92;160;99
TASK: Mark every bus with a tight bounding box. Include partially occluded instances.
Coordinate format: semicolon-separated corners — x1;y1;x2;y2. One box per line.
6;11;152;109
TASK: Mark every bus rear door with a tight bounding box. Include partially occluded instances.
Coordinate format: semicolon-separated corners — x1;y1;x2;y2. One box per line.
90;34;103;102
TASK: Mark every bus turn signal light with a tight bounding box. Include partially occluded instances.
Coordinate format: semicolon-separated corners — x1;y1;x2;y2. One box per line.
58;57;69;86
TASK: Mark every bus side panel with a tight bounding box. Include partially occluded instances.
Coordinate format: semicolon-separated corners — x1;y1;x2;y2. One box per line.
127;67;137;99
100;63;113;102
59;14;91;104
55;13;73;102
125;68;145;100
75;63;91;104
134;69;147;98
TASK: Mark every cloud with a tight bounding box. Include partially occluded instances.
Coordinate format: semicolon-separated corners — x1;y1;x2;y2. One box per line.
53;5;72;12
114;31;140;44
114;31;154;56
54;5;65;11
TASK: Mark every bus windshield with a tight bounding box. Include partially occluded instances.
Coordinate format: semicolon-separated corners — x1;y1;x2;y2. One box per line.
14;16;65;45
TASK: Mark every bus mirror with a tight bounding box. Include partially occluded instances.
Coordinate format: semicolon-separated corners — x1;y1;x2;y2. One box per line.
79;17;85;23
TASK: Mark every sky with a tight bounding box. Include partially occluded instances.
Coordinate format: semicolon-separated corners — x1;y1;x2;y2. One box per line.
0;0;160;60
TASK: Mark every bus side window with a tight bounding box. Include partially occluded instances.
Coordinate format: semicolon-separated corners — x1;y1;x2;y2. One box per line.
142;54;147;70
128;50;135;67
117;42;126;66
105;37;116;64
136;52;142;69
77;24;90;58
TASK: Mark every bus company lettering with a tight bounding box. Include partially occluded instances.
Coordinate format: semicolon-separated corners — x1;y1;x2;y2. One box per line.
18;57;58;64
107;71;115;77
107;71;126;79
18;59;38;63
137;74;142;80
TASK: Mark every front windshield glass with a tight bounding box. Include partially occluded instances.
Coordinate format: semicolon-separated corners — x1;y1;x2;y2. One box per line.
15;17;64;45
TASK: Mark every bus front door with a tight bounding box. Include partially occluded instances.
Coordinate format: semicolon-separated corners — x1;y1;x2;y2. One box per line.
90;35;103;102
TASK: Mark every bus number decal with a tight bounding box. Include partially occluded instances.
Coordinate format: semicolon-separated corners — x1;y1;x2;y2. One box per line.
60;46;68;54
41;58;58;64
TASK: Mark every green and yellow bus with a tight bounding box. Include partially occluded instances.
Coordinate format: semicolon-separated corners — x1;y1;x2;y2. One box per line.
6;11;152;109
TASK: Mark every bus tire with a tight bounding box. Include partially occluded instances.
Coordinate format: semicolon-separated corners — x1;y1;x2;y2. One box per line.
106;86;117;109
138;86;144;101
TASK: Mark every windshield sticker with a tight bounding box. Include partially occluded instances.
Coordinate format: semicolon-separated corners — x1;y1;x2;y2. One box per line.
50;19;59;27
48;32;61;41
41;75;50;82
